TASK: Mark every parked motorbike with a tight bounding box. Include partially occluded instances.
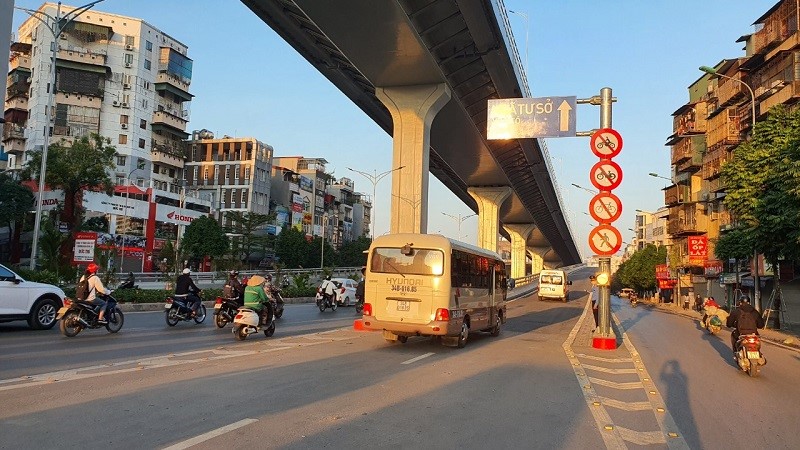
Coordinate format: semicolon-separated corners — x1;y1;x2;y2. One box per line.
316;290;338;312
734;333;767;377
232;306;275;340
57;293;124;337
165;292;207;326
213;296;240;328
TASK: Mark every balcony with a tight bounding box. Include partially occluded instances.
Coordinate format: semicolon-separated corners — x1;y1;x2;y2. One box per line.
9;53;31;71
664;184;691;206
151;141;186;168
152;110;187;132
667;211;702;236
706;108;741;149
670;135;704;165
4;95;28;112
672;102;708;136
753;20;790;54
676;151;702;174
56;47;107;67
759;80;800;114
155;72;193;103
716;73;747;106
719;210;735;231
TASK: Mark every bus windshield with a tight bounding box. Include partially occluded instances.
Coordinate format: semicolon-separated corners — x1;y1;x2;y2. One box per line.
370;247;445;276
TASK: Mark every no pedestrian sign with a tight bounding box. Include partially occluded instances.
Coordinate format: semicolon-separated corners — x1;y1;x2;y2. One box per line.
588;224;622;256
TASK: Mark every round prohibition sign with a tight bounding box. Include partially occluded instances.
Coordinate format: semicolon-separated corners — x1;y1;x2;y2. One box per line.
590;128;623;158
588;224;622;256
590;160;623;191
589;192;623;223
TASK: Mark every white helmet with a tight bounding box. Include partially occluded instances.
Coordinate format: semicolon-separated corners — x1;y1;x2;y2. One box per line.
182;268;191;274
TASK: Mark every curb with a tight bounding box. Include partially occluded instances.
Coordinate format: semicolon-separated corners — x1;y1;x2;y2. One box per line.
644;302;800;353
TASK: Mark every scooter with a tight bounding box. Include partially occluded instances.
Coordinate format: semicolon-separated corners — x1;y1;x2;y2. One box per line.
57;292;124;337
165;292;207;326
734;333;767;377
701;304;728;335
630;294;638;308
269;286;285;319
232;306;275;340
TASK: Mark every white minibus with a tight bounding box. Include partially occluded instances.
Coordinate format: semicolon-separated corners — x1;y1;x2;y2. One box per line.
537;269;571;302
362;233;507;348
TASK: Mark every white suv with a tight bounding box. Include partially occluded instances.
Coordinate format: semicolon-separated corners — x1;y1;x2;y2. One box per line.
0;264;66;329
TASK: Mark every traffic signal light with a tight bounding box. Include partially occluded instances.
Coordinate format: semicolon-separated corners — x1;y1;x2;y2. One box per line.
595;272;610;286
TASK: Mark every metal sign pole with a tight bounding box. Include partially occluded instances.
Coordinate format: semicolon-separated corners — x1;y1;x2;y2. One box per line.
597;87;613;340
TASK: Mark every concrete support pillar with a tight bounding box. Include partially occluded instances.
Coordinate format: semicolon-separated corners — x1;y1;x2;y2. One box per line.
376;84;451;234
468;187;512;253
527;247;546;274
503;223;536;279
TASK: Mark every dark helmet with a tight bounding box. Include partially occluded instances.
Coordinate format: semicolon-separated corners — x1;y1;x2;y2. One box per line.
229;270;239;277
738;295;751;306
266;274;273;281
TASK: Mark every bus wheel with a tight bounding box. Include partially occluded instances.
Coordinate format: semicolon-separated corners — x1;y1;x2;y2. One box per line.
398;336;408;343
456;322;469;348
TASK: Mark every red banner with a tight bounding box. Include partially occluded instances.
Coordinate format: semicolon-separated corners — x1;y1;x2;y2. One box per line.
655;264;670;280
658;279;677;289
688;236;708;263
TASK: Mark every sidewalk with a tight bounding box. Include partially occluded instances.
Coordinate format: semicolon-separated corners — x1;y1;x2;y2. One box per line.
644;299;799;352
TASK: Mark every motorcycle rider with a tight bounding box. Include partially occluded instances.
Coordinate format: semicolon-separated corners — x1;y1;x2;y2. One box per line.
355;267;366;311
319;274;337;307
79;263;109;324
243;275;274;325
265;274;284;310
224;270;244;305
726;296;765;353
282;274;291;289
119;271;136;289
175;268;202;317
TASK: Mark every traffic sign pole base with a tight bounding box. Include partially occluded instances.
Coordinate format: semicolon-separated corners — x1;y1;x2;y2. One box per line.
592;335;618;350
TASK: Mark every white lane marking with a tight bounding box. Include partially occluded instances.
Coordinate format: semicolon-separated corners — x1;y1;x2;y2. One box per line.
581;364;638;374
587;377;643;389
615;426;667;446
599;397;654;411
575;354;633;363
162;418;257;450
401;352;435;365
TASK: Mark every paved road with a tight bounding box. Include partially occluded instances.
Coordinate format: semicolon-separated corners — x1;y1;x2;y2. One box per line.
1;269;797;449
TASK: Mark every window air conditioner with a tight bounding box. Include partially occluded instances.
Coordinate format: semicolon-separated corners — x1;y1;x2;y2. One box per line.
112;100;119;107
124;63;132;68
123;83;131;89
121;123;128;129
121;102;129;108
60;34;67;40
125;44;133;51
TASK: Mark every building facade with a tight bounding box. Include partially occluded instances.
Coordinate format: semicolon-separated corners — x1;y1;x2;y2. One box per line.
184;131;273;226
2;3;193;192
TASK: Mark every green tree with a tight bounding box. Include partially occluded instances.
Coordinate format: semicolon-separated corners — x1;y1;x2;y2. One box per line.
224;211;275;268
22;133;116;259
306;236;336;269
0;173;34;263
720;105;800;304
336;236;371;267
180;216;229;263
274;226;309;268
612;244;667;294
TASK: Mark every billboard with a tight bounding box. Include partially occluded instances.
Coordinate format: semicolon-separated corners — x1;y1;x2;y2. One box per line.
299;176;313;192
72;231;97;264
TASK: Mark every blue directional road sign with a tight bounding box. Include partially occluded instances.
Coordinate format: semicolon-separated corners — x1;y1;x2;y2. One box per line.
487;96;577;139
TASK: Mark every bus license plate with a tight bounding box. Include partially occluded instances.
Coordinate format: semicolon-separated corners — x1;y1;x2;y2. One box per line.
397;301;410;311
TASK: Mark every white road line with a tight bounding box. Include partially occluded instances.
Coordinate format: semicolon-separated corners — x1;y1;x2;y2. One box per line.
162;418;258;450
599;397;654;411
587;377;643;389
401;352;435;365
615;426;667;446
575;354;633;363
581;364;638;374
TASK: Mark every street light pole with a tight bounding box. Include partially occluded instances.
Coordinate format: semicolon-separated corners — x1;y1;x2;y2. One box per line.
699;65;760;310
347;166;405;239
441;212;477;240
18;0;106;270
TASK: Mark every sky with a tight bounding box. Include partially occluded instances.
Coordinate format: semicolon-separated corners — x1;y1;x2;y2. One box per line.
10;0;776;259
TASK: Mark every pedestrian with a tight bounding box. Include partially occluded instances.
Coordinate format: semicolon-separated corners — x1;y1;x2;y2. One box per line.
694;293;703;312
682;292;690;310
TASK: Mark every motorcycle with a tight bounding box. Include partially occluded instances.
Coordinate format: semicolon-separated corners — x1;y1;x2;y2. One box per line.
316;289;338;312
701;303;728;335
269;286;285;319
213;296;240;328
57;292;124;337
164;292;207;326
630;294;638;308
355;299;364;314
232;306;275;340
734;333;767;377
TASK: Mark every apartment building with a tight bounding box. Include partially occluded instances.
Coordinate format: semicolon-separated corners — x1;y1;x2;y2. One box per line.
2;3;193;192
633;208;670;251
184;131;273;225
665;0;800;300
